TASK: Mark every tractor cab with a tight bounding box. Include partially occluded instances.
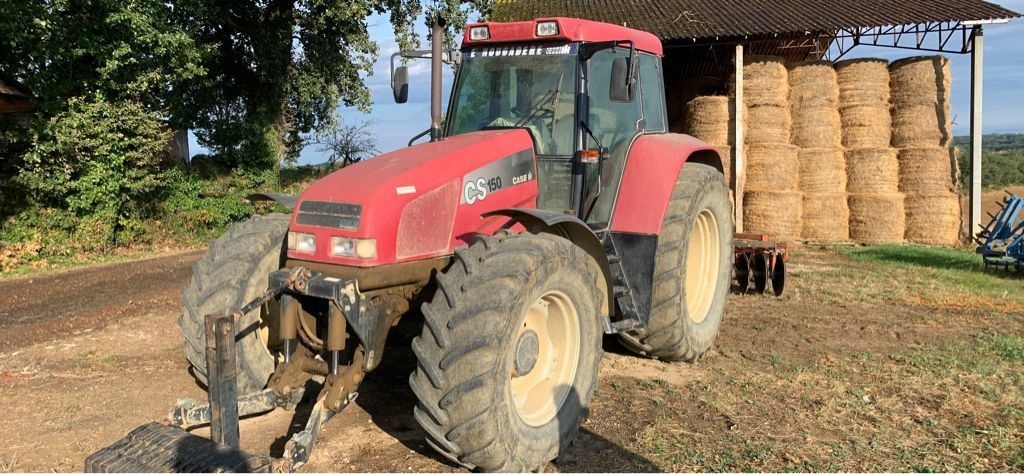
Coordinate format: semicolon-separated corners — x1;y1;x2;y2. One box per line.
394;17;668;227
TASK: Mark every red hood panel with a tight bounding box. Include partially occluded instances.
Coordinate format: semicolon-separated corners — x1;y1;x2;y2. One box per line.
288;129;538;266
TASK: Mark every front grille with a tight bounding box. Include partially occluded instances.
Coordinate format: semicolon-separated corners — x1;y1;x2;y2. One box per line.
295;200;361;230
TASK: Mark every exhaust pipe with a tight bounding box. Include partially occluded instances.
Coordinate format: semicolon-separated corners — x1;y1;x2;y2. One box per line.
430;14;445;142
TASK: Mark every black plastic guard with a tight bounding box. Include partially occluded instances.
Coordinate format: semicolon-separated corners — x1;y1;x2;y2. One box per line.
604;232;658;330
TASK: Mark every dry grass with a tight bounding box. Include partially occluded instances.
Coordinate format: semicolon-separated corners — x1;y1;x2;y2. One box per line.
586;245;1024;472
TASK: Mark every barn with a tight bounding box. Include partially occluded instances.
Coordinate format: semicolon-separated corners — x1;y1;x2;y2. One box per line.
492;0;1020;245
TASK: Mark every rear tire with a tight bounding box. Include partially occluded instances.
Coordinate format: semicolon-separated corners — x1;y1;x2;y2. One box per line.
619;163;733;361
410;232;605;471
179;213;289;393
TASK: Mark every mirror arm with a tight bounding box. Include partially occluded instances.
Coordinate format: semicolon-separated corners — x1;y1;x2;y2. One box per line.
408;128;431;147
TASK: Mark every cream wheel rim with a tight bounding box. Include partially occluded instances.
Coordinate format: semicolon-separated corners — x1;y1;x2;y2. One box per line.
257;299;277;357
510;290;581;427
685;209;721;324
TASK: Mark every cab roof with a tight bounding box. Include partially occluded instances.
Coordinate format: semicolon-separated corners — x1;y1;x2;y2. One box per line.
462;17;663;56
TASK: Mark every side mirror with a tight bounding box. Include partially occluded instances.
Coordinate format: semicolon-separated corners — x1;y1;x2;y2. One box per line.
392;65;409;104
609;57;637;103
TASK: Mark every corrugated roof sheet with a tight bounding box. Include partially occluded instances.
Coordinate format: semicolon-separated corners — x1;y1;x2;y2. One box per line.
492;0;1021;41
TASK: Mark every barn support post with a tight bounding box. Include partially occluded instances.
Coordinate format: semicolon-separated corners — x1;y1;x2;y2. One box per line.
733;43;745;232
969;25;984;237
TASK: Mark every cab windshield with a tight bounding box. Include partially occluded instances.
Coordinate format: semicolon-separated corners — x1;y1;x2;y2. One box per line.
447;46;577;156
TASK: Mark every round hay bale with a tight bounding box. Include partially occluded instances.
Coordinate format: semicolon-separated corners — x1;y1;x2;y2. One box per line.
898;147;956;194
792;105;842;148
839;103;891;148
846;148;899;193
744;190;803;241
802;193;850;242
891;104;951;148
890;56;951;107
788;61;839;106
904;193;961;246
908;194;961;244
744;104;791;144
848;193;906;244
685;96;732;145
743;56;789;107
834;58;890;104
745;144;800;191
798;148;846;193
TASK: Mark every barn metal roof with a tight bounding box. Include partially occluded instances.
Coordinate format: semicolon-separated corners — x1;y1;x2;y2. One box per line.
491;0;1021;41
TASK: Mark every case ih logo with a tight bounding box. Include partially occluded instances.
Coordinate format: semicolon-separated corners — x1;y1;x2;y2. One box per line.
461;149;535;205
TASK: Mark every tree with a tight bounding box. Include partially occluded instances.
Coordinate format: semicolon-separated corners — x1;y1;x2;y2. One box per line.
166;0;491;180
315;117;380;167
0;0;204;115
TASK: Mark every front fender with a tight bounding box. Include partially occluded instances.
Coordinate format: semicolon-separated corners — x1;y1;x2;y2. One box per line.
483;208;612;318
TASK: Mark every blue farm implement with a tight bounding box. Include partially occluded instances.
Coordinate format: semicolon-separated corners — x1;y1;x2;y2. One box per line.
975;193;1024;270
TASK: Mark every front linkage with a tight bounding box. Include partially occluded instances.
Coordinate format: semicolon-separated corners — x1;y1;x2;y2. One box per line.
87;267;382;472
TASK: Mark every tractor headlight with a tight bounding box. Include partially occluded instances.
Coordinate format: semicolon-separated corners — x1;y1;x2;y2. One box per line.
288;232;316;253
536;21;559;37
331;237;377;259
469;25;490;41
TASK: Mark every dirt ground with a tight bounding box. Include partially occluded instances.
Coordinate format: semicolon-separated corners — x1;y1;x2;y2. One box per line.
0;245;1021;472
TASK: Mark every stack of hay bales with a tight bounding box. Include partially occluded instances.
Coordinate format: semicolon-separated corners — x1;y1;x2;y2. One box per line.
836;58;905;244
684;96;733;184
789;61;847;242
741;56;802;241
890;56;960;245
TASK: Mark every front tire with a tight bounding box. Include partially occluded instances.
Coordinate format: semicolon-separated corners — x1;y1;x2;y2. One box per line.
179;213;289;393
410;232;605;471
620;163;733;361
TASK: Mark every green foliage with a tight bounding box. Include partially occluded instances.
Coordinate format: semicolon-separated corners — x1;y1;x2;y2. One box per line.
168;0;491;170
0;0;204;115
18;97;171;228
953;134;1024;190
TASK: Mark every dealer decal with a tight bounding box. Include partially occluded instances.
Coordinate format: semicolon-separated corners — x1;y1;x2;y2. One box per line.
462;149;535;204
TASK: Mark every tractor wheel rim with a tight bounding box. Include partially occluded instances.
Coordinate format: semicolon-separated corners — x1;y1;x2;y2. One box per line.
685;209;721;324
510;290;581;427
256;298;277;357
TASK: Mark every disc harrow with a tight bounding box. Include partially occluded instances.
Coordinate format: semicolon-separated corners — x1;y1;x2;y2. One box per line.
733;233;788;296
976;193;1024;271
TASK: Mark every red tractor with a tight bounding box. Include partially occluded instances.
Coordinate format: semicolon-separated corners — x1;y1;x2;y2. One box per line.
88;16;732;473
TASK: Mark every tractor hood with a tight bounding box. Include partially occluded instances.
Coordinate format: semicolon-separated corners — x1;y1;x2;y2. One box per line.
287;129;538;267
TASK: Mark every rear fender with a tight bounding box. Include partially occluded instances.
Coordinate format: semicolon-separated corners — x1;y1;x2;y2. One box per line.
482;208;613;319
600;134;723;328
609;133;723;235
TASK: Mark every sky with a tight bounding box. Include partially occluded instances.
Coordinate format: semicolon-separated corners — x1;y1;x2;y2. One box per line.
188;2;1024;165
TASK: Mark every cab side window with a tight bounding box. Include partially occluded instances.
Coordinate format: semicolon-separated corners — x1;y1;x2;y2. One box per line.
584;48;643;225
639;53;666;133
